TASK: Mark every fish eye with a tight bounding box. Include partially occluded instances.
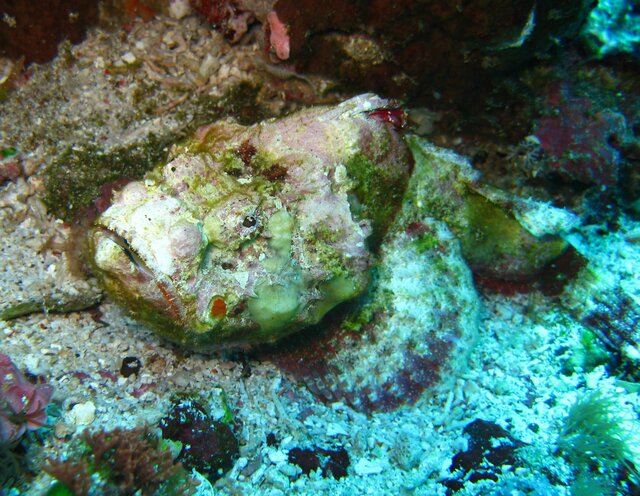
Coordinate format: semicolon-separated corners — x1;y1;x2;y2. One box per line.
242;215;257;228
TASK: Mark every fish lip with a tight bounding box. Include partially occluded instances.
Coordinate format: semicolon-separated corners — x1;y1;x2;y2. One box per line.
92;225;187;324
93;225;155;277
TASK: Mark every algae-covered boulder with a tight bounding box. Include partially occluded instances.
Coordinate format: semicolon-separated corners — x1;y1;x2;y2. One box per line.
88;94;412;348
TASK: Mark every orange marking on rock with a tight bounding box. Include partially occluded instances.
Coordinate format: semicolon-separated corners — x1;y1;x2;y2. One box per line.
124;0;156;20
155;281;181;322
211;297;227;318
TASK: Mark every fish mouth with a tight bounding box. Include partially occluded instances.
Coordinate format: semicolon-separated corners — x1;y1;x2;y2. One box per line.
92;226;185;324
93;226;154;277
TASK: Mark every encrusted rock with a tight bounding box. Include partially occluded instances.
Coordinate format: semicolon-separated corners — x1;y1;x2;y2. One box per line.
270;0;591;107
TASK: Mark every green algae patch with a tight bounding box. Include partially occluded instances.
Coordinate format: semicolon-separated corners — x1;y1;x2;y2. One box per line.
460;192;568;279
308;225;351;280
42;80;278;223
413;233;440;253
314;241;350;279
44;134;175;221
345;152;407;246
341;279;389;333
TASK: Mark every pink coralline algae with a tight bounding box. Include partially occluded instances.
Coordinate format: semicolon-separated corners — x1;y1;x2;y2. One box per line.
533;84;628;187
0;353;53;444
266;11;290;60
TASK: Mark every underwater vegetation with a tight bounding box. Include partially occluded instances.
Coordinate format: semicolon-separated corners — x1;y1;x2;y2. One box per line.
44;426;198;496
0;354;53;446
43;137;177;223
558;389;640;495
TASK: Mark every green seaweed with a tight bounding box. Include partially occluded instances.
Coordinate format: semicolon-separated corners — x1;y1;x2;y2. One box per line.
313;240;350;279
345;152;406;246
45;426;197;496
341;269;389;333
413;233;440;253
219;390;235;424
45;482;75;496
1;147;17;158
44;134;177;221
558;389;639;492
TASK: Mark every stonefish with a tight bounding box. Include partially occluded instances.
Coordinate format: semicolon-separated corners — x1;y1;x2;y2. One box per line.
89;94;413;348
89;93;575;410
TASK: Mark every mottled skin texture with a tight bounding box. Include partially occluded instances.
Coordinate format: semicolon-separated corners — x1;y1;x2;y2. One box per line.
89;95;412;348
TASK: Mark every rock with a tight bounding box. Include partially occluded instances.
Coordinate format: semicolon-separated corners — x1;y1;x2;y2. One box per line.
532;84;630;188
67;401;96;426
392;429;424;471
0;0;99;64
270;0;591;107
353;458;385;476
